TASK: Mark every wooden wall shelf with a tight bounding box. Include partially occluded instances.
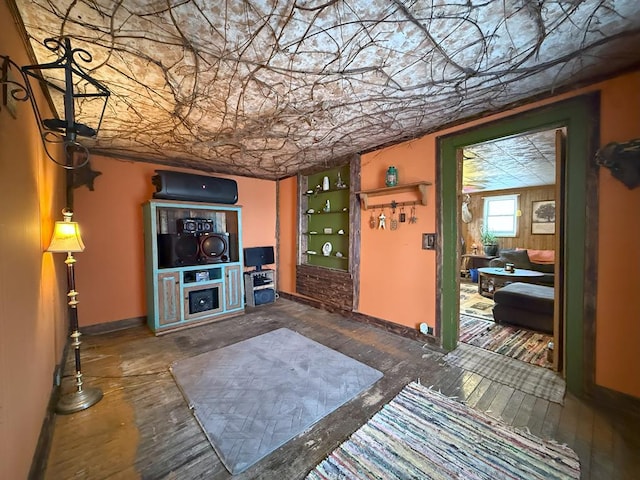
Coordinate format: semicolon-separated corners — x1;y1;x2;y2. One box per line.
356;181;432;210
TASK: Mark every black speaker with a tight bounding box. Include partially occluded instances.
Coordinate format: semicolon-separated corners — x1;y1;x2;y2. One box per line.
198;233;230;263
152;170;238;204
188;288;219;314
254;288;275;306
177;218;214;234
157;234;199;267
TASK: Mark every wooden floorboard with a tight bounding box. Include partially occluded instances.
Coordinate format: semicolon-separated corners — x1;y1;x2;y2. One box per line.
527;397;551;437
500;389;526;425
486;384;515;420
42;298;640;479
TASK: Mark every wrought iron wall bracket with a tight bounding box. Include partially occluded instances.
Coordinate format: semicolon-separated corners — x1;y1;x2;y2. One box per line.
1;37;110;170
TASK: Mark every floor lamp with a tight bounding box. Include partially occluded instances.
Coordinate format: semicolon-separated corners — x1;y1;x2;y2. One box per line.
48;208;103;414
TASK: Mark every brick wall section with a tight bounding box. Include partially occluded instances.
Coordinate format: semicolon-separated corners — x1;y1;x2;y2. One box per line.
296;264;353;310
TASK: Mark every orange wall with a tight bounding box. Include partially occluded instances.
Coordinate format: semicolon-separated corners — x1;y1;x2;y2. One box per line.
277;177;298;294
358;140;437;328
0;4;68;478
277;70;640;398
73;156;276;326
593;74;640;397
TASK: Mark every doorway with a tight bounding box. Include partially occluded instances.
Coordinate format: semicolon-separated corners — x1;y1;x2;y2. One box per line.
438;94;600;397
456;128;561;372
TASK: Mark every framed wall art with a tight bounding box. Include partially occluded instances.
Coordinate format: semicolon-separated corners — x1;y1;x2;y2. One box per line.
531;200;555;234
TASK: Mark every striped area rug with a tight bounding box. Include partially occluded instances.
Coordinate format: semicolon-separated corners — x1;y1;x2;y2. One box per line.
306;382;580;479
460;314;552;368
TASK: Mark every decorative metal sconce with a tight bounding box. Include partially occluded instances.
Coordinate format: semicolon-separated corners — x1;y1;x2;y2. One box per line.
1;36;110;169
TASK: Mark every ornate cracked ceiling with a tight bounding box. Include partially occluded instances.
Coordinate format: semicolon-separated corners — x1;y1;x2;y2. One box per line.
463;129;558;192
11;0;640;180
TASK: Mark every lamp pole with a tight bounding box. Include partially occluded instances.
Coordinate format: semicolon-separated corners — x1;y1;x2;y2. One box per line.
57;251;102;414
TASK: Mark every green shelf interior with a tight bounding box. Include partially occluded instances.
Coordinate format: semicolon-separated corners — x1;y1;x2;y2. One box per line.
303;165;350;271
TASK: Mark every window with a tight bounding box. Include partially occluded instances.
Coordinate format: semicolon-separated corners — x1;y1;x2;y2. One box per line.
483;194;518;237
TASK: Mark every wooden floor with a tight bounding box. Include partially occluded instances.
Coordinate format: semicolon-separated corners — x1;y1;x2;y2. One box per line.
44;299;640;479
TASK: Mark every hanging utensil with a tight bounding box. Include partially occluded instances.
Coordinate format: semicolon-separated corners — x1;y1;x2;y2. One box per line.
399;207;406;223
369;209;376;229
390;204;398;230
409;204;418;224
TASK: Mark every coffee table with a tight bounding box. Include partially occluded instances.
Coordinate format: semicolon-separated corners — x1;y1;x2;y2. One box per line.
476;267;545;298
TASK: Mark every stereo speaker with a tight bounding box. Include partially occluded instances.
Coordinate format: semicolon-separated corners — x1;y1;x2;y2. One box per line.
188;288;218;314
254;288;275;306
157;234;199;268
152;170;238;204
198;233;230;263
177;218;214;234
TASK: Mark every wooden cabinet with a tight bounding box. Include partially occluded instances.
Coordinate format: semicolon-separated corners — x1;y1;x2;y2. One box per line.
225;265;243;310
157;272;180;326
300;165;350;271
143;200;244;334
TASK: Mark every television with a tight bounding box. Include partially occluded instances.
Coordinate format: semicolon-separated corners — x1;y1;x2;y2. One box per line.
243;246;275;271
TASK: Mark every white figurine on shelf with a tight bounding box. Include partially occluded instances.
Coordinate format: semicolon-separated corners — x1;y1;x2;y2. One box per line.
378;211;386;229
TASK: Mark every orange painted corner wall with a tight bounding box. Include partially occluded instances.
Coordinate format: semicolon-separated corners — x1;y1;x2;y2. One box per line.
73;156;276;326
277;176;298;294
0;3;68;478
358;137;437;329
593;73;640;397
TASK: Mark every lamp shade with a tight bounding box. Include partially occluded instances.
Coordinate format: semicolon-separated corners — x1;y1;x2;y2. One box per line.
47;210;85;253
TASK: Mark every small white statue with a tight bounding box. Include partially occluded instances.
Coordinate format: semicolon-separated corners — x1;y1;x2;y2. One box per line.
378;211;386;229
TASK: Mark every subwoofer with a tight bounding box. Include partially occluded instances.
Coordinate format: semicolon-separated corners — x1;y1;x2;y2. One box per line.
198;232;230;263
254;288;275;306
152;170;238;204
157;234;199;267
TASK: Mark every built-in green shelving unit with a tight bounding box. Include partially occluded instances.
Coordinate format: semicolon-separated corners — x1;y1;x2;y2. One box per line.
301;165;350;271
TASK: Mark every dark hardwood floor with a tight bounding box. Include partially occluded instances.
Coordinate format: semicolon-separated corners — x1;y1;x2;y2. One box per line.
44;299;640;479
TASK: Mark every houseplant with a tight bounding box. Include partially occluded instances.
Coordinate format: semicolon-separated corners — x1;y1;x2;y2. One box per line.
480;226;499;256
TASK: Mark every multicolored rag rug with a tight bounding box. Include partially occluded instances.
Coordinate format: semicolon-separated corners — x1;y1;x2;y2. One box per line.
306;382;580;480
460;314;552;368
459;282;494;321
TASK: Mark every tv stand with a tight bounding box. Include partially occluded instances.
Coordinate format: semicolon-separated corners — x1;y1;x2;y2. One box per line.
244;269;276;307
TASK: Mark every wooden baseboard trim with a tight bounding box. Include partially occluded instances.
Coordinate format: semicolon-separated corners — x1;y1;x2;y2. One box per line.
590;384;640;419
28;339;70;480
279;292;442;350
28;384;59;480
82;316;146;335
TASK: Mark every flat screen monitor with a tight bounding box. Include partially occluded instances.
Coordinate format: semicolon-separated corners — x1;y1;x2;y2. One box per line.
243;246;275;271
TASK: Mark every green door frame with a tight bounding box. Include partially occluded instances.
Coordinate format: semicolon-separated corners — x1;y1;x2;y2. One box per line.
438;94;600;397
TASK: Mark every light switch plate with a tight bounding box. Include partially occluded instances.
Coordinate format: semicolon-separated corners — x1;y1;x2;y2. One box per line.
422;233;436;250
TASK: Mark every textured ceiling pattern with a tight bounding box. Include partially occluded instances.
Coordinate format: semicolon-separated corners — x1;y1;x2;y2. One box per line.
12;0;640;179
463;129;557;192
